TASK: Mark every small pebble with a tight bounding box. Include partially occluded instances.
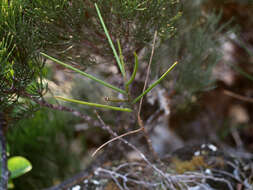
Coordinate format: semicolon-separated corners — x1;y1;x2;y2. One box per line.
194;151;200;156
207;144;217;152
71;185;81;190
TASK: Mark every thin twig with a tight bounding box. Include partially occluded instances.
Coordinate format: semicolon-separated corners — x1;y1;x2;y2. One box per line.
223;90;253;103
45;110;176;190
92;127;142;157
92;32;159;157
138;30;157;116
0;113;8;190
94;111;176;189
95;167;162;188
173;172;233;190
137;30;160;161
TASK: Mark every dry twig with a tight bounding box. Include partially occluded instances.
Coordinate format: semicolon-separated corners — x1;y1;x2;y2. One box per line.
91;127;142;157
137;30;160;161
224;90;253;103
94;111;176;189
92;31;159;157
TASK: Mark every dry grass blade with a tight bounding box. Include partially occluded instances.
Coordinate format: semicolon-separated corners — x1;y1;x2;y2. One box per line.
224;90;253;103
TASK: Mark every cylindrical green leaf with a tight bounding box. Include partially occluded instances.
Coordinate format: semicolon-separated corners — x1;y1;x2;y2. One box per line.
40;52;127;95
133;61;178;104
56;96;132;112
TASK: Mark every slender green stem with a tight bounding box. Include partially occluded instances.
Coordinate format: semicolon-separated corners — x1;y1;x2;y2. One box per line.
125;52;138;91
55;96;132;112
40;52;126;95
117;39;125;76
95;3;125;77
133;61;178;104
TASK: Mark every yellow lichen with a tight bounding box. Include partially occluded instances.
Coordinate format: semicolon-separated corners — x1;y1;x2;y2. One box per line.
171;156;210;174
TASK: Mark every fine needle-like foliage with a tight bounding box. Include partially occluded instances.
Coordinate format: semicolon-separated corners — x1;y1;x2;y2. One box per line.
0;0;46;120
30;0;181;69
3;0;240;189
0;1;181;188
41;3;179;113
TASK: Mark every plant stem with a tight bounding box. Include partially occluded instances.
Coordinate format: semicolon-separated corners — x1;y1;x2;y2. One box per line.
117;39;126;77
40;52;126;95
133;61;178;104
55;96;132;112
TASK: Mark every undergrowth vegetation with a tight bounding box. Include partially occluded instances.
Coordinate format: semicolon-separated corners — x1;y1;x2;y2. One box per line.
1;0;253;189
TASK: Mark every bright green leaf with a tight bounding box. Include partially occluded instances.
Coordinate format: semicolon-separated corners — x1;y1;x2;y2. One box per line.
8;156;32;179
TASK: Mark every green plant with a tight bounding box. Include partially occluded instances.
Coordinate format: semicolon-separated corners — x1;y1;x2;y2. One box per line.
1;0;233;189
0;1;47;187
41;3;178;113
7;156;32;189
7;108;81;189
0;0;46;116
0;148;32;189
1;1;181;188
